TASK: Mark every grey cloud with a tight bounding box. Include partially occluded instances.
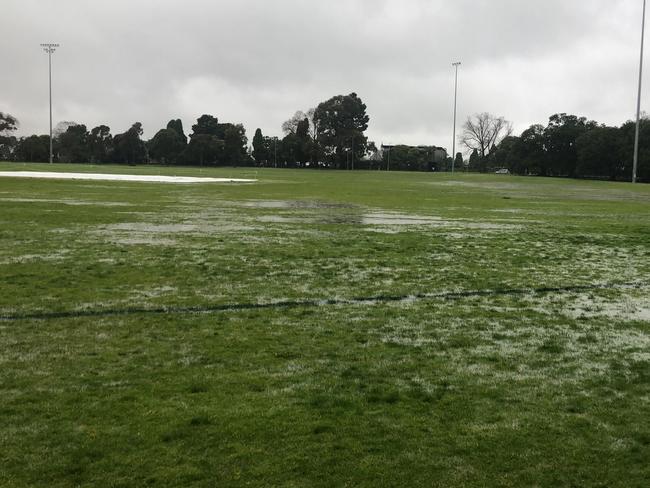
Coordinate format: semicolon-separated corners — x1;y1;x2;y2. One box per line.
2;0;647;151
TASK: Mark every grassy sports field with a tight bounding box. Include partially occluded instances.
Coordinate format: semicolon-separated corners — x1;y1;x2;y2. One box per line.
1;162;649;487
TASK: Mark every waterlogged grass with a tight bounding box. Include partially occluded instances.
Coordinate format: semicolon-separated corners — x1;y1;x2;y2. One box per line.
1;162;649;487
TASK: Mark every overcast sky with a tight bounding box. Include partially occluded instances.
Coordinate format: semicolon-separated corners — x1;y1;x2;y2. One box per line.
2;0;648;151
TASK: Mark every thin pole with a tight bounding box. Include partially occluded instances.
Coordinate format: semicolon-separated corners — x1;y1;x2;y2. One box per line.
634;0;647;184
274;137;277;168
351;137;354;171
452;62;461;174
48;50;53;164
41;43;58;164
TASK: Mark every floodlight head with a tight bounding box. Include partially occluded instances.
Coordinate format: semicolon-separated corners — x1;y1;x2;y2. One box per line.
452;61;461;67
40;43;59;53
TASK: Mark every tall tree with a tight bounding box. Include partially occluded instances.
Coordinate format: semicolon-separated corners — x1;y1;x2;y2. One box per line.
544;113;597;177
113;122;148;164
58;124;90;163
186;115;222;166
192;115;220;137
148;127;185;164
222;123;248;165
148;119;187;164
89;125;113;163
252;128;268;165
313;92;369;169
166;119;187;145
293;118;312;165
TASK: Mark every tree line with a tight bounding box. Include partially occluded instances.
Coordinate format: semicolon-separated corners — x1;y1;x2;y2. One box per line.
2;98;650;181
461;112;650;181
0;92;374;169
0;114;249;167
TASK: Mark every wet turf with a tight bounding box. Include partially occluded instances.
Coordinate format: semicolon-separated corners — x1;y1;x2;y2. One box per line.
1;162;649;487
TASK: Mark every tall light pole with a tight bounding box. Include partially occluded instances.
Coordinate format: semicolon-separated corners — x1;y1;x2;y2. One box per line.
633;0;647;184
451;62;461;173
41;43;59;164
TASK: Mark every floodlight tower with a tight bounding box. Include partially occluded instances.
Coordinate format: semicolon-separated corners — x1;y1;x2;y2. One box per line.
451;62;461;173
633;0;647;184
41;43;59;164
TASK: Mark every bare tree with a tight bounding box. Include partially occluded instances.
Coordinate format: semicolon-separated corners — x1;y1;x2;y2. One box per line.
281;111;307;135
53;121;80;138
282;109;319;142
461;113;513;158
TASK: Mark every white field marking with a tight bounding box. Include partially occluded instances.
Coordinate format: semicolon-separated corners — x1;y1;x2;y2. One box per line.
0;171;256;184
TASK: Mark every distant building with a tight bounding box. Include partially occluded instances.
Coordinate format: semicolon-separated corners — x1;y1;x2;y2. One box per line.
380;144;448;163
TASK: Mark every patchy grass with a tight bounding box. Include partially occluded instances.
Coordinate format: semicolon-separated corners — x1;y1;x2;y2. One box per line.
1;162;649;487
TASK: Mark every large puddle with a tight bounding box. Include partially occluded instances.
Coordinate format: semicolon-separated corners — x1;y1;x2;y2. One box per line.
362;212;446;225
234;199;357;209
256;209;520;230
86;200;523;246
